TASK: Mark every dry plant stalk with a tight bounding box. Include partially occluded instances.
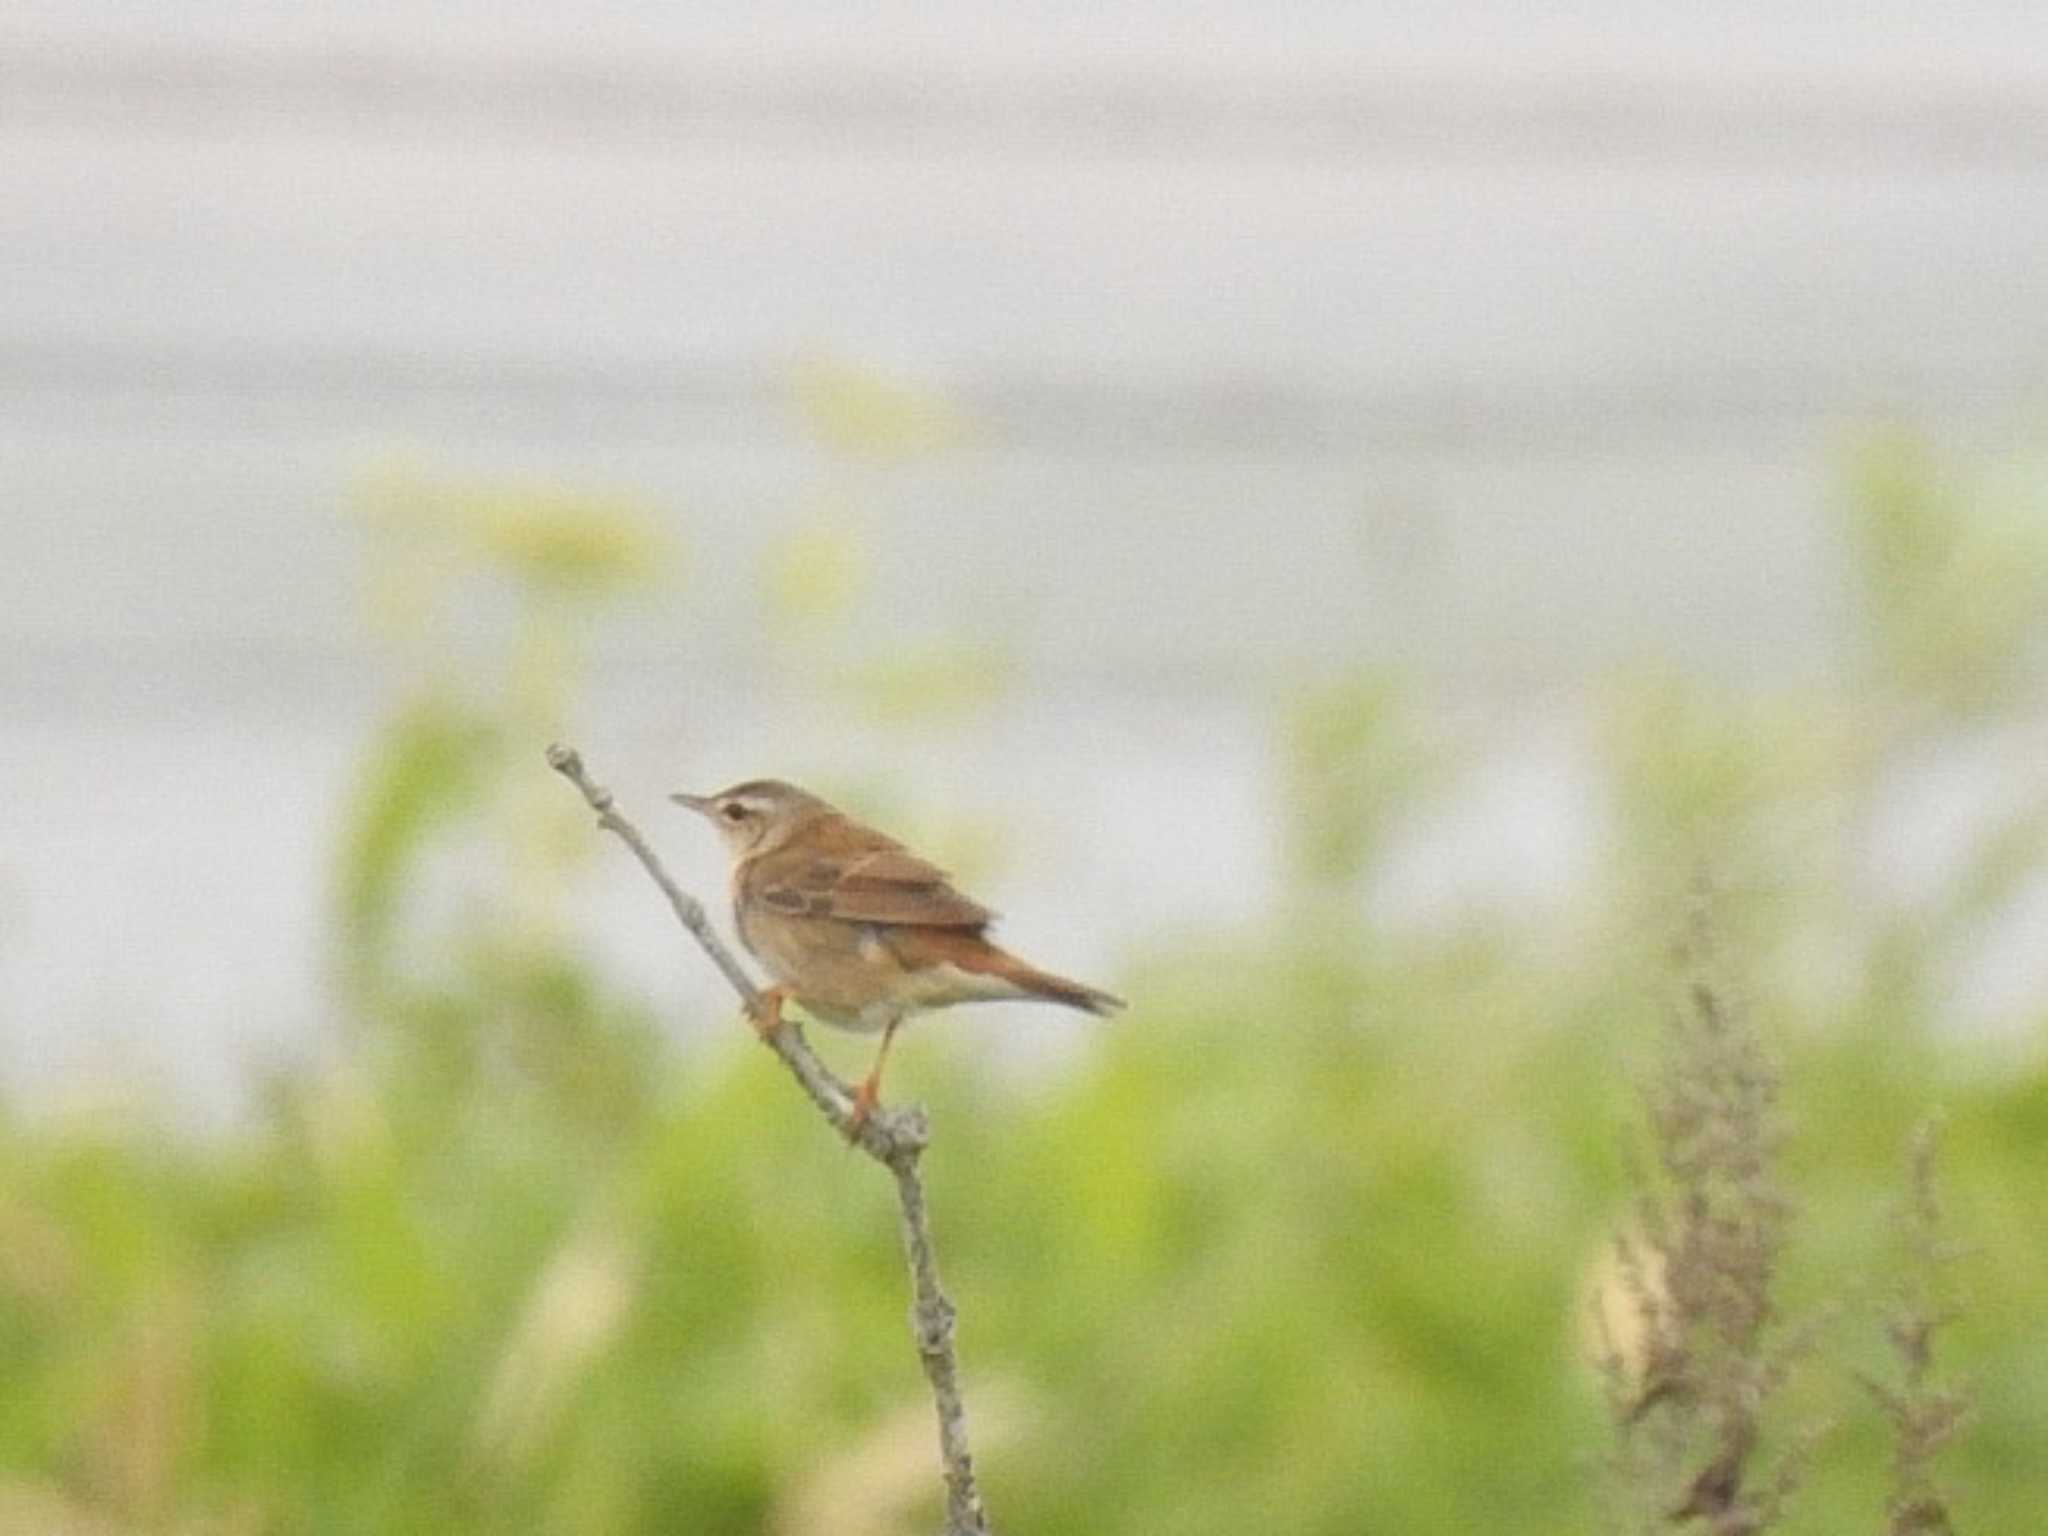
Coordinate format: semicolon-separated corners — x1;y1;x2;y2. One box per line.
1861;1122;1970;1536
546;744;992;1536
1600;923;1818;1536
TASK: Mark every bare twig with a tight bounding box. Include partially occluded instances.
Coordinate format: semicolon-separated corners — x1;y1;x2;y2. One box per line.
546;743;992;1536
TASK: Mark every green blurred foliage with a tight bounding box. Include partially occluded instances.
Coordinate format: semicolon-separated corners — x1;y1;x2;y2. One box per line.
1279;672;1428;895
2;431;2046;1534
338;460;672;1015
836;643;1016;729
762;509;870;627
1841;429;2048;713
358;458;671;602
333;701;502;1002
788;354;970;463
761;374;1012;734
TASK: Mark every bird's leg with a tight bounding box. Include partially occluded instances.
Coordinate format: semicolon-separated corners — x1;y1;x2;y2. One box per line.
747;984;790;1040
845;1016;901;1138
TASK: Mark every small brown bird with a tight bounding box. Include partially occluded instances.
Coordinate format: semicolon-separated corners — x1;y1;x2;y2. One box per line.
673;779;1124;1129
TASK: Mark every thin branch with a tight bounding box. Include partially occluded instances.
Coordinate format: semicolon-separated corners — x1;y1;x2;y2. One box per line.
545;742;991;1536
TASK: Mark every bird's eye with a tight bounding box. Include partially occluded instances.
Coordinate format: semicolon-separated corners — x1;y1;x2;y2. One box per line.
721;802;748;823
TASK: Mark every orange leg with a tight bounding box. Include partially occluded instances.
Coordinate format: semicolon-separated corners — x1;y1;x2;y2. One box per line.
747;984;790;1040
844;1016;902;1139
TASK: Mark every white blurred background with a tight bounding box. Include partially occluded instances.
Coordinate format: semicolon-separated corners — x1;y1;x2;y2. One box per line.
4;3;2047;1116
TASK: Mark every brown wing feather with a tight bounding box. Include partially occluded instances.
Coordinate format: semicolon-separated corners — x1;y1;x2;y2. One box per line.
749;815;993;929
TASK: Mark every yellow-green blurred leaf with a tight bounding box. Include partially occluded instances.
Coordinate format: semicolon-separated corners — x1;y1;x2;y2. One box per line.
1278;672;1424;889
762;516;868;624
788;354;967;461
1842;430;2048;711
837;642;1012;725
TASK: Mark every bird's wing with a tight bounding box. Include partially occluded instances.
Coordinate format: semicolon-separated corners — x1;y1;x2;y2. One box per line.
754;824;993;929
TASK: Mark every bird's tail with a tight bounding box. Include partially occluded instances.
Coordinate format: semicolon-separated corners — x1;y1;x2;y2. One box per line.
908;928;1126;1015
990;953;1126;1016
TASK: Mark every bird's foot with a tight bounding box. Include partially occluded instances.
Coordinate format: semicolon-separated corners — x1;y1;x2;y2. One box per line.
747;985;789;1041
843;1073;883;1142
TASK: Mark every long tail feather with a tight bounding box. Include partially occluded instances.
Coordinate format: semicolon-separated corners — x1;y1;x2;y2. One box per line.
893;926;1126;1015
989;953;1125;1016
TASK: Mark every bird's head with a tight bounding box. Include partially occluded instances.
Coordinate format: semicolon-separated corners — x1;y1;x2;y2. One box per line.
670;778;825;856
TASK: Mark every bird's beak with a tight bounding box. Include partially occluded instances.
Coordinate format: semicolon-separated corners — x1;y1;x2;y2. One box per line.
669;791;714;816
